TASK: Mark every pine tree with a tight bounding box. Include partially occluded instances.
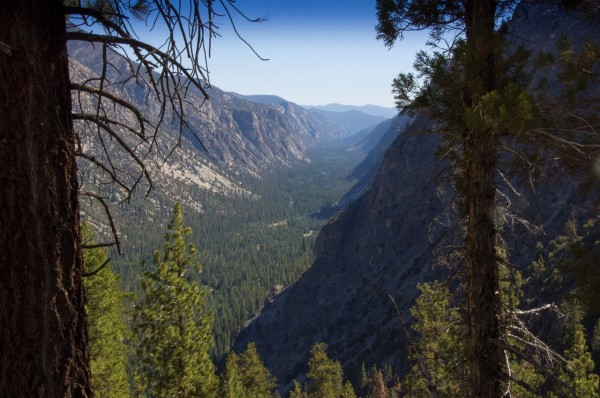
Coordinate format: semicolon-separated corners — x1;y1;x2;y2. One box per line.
238;342;278;398
592;319;600;353
221;352;246;398
289;380;307;398
305;343;356;398
550;299;600;398
561;327;600;397
403;282;468;397
82;223;130;398
370;369;388;398
377;3;599;396
133;203;218;397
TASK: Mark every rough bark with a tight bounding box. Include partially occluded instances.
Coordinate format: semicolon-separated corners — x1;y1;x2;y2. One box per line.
0;1;92;396
463;1;502;397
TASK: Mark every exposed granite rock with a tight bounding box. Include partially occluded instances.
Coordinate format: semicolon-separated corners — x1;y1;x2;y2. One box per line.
234;0;600;391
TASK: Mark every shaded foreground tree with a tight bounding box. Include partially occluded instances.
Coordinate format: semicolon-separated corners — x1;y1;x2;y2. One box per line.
377;1;599;397
0;0;260;395
377;2;513;395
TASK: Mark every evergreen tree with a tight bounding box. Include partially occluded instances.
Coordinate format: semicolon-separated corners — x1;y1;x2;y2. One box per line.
562;327;600;397
369;369;388;398
305;343;356;398
289;380;307;398
377;2;598;397
221;352;246;398
550;299;600;398
1;1;255;393
238;343;278;398
82;223;130;398
133;203;218;397
592;319;600;353
402;282;468;397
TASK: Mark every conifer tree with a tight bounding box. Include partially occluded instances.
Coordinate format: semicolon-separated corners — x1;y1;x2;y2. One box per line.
592;319;600;353
549;299;600;398
221;352;246;398
305;343;356;398
82;223;130;398
403;282;468;397
370;369;388;398
238;342;278;398
377;2;599;396
133;203;218;397
289;380;307;398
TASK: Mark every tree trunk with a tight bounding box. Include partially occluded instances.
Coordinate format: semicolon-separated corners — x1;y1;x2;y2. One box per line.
0;1;92;396
463;1;502;397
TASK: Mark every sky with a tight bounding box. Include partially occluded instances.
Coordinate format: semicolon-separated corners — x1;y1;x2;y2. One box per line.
201;0;429;107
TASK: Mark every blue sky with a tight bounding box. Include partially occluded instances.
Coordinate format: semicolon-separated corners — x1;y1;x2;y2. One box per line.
203;0;429;107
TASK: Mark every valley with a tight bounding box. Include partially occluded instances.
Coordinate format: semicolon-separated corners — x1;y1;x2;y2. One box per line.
106;144;368;359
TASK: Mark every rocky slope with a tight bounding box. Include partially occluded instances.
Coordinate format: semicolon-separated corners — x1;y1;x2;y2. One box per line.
68;39;349;215
234;0;600;389
235;116;446;386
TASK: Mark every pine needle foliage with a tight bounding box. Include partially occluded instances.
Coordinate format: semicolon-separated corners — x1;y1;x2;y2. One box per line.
304;343;356;398
133;203;218;397
221;343;277;398
82;223;130;398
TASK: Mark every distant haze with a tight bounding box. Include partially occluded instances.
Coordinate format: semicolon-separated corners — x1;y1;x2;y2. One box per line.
305;103;398;119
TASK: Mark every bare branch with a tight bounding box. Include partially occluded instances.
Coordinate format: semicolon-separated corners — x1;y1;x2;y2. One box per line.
82;258;112;278
79;191;122;255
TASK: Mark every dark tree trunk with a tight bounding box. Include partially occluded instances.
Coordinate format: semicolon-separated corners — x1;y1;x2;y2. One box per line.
0;1;92;396
463;1;502;397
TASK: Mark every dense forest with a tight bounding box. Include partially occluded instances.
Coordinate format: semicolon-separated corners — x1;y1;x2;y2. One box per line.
105;147;363;359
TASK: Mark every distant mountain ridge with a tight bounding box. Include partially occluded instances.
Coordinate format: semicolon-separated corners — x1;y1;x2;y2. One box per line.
307;108;388;137
232;93;392;138
305;103;398;119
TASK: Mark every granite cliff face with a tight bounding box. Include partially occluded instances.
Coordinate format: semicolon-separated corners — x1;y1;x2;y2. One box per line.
69;40;346;176
235;0;600;389
235;117;446;386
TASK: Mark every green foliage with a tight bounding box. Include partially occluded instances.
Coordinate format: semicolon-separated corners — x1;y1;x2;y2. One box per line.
550;299;600;398
304;343;356;398
540;219;600;314
237;343;277;398
107;146;361;360
132;203;218;397
82;223;130;398
593;319;600;353
560;327;600;397
221;352;246;398
289;380;307;398
403;282;468;397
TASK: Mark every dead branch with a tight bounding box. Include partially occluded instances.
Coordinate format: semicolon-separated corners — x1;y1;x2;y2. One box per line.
82;258;112;278
79;191;122;255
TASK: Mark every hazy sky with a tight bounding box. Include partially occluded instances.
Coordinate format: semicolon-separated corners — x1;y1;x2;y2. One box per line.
204;0;429;107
